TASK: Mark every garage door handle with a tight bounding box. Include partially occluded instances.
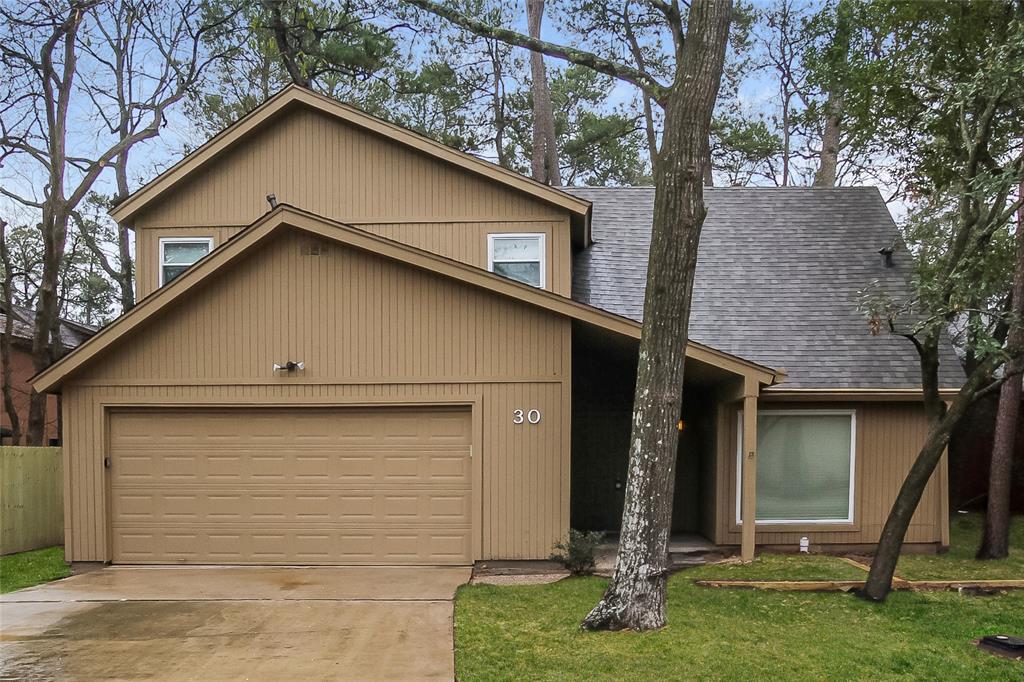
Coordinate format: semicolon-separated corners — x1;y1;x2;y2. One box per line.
104;457;111;469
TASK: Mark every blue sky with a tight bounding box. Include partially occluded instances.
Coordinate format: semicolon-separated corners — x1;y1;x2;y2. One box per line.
4;0;907;230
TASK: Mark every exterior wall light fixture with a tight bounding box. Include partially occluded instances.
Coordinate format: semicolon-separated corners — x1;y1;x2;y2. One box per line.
273;361;305;372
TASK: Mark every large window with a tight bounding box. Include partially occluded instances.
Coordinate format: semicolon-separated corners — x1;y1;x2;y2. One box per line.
159;237;213;286
737;410;856;524
487;234;545;287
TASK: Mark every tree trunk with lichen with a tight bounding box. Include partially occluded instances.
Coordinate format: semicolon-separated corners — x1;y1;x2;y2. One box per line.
580;0;732;632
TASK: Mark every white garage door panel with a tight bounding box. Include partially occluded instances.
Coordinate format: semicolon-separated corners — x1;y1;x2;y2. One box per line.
109;407;473;565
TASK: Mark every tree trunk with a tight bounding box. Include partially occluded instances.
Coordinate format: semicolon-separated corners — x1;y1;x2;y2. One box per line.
978;186;1024;559
116;223;135;312
1;220;22;446
489;41;509;169
979;362;1022;559
858;349;1002;601
812;0;849;187
114;148;135;312
581;0;732;632
859;416;952;600
28;209;70;445
526;0;560;186
781;91;790;186
265;0;310;88
813;89;841;186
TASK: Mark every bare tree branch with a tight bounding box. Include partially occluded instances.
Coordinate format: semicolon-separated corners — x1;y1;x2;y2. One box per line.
402;0;669;103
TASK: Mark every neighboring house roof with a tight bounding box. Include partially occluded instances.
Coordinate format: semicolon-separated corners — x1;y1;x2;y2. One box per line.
109;85;592;245
567;186;965;390
0;303;96;350
33;205;779;393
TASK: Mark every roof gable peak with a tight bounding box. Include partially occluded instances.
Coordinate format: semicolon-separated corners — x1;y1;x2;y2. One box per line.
110;85;590;230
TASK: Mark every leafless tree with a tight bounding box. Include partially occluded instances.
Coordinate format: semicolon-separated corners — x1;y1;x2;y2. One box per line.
756;0;815;186
0;0;238;444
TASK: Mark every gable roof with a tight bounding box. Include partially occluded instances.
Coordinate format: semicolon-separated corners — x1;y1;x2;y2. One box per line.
33;205;779;393
110;86;592;244
567;186;965;391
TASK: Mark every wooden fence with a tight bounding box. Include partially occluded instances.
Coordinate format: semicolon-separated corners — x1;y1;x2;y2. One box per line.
1;447;63;555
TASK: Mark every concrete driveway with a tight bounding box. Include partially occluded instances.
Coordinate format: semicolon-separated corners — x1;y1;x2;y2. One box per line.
0;566;471;681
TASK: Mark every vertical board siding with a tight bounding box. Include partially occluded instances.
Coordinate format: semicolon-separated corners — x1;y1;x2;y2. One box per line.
0;447;63;555
133;108;564;226
95;231;567;383
715;402;944;546
60;232;572;562
132;107;574;299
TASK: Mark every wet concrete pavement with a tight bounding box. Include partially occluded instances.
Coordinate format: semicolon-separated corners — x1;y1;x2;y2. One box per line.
0;566;471;681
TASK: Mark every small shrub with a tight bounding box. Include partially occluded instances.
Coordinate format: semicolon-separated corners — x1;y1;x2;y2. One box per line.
550;529;604;575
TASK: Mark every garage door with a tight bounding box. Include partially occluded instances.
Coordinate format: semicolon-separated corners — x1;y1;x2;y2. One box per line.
109;407;473;565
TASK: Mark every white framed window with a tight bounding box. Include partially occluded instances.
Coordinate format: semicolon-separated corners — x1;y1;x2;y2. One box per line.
159;237;213;286
736;410;856;525
487;233;546;288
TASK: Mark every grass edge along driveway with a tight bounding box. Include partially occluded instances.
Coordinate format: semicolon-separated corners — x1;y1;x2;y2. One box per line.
1;547;70;594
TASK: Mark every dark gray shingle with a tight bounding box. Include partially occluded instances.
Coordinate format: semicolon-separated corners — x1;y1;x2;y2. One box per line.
566;186;963;389
0;303;96;350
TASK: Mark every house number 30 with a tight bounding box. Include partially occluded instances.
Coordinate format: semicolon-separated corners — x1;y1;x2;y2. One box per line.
512;409;542;425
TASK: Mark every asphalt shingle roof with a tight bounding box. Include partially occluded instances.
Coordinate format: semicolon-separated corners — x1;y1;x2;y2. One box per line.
0;303;96;350
566;186;964;390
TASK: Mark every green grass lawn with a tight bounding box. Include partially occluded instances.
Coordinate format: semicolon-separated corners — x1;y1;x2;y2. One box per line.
456;572;1024;681
896;513;1024;581
0;546;70;594
456;515;1024;680
695;553;866;581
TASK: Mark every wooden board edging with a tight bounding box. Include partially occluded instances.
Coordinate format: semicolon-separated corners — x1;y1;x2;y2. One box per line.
694;578;1024;592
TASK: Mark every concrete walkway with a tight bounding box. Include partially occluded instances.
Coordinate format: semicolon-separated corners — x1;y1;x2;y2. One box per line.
0;566;471;681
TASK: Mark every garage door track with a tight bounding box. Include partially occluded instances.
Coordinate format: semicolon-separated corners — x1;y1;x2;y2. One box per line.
0;566;470;681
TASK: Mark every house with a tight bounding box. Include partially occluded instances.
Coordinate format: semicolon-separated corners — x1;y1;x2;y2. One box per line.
1;303;95;445
32;86;963;568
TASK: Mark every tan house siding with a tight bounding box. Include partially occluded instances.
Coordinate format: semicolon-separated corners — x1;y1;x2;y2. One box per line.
136;226;238;299
60;228;571;563
714;401;946;547
132;107;572;298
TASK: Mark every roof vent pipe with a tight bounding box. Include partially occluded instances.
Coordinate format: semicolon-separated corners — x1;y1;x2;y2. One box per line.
879;246;894;268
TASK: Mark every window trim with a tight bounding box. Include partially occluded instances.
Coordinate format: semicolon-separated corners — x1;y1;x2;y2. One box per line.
487;233;546;288
735;409;857;526
158;237;214;286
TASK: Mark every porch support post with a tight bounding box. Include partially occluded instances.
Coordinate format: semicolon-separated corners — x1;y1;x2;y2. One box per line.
741;377;759;562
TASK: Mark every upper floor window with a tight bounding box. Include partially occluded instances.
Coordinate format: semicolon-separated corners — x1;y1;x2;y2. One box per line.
159;237;213;286
487;234;545;288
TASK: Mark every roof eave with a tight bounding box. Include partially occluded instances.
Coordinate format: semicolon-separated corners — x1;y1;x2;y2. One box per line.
34;205;775;392
761;387;962;401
